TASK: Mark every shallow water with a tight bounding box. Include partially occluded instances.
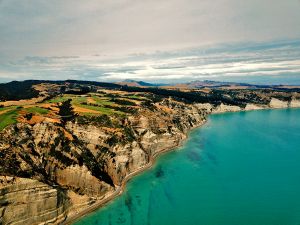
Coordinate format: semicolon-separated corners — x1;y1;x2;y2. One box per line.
74;109;300;225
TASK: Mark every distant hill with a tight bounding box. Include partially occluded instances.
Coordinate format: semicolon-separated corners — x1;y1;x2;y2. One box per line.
117;79;163;87
171;80;300;90
0;80;40;101
1;79;299;102
0;80;121;101
184;80;255;88
118;79;268;89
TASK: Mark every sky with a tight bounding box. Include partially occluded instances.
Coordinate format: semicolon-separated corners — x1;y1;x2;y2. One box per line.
0;0;300;84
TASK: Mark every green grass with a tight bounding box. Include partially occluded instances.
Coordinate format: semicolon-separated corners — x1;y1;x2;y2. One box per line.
91;96;115;106
48;95;87;104
47;94;126;115
78;104;123;115
72;95;122;115
72;96;87;104
0;106;17;112
0;109;19;131
48;96;71;103
125;95;145;100
25;107;49;115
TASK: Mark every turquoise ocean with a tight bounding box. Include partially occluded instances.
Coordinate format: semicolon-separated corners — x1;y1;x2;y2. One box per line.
75;108;300;225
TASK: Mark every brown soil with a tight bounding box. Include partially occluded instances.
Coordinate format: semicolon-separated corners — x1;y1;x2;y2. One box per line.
73;106;101;114
1;97;45;107
87;97;97;104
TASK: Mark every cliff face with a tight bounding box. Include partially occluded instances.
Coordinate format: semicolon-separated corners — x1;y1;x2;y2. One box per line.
0;84;299;225
0;176;68;225
211;98;300;113
0;99;208;224
66;100;208;187
290;99;300;108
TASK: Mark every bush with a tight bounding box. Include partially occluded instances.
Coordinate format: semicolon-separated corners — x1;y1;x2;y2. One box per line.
25;113;33;121
77;114;114;127
111;98;137;106
58;99;76;124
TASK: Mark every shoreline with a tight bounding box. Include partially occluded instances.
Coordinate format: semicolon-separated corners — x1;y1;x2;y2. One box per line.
62;106;299;225
62;120;207;225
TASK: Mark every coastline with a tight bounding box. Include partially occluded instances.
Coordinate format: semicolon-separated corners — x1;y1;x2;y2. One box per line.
62;106;299;225
1;78;300;225
62;119;206;225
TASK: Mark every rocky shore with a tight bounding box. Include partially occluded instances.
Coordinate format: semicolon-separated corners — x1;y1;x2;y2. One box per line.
64;98;300;224
1;98;207;224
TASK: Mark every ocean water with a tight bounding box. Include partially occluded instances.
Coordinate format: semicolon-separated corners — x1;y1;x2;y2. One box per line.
74;109;300;225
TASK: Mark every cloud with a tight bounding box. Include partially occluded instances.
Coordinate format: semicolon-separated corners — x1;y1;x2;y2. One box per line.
1;40;300;84
0;0;299;83
0;0;300;60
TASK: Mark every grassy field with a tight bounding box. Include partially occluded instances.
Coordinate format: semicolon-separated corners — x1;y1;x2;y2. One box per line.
0;106;50;131
91;96;115;106
47;95;73;103
0;106;17;112
0;109;19;131
51;94;127;115
125;94;145;100
0;92;139;130
48;95;87;104
71;96;87;104
77;103;123;115
25;106;49;115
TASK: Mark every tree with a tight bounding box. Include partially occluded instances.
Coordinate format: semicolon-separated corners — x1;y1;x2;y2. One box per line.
60;86;66;93
58;99;76;124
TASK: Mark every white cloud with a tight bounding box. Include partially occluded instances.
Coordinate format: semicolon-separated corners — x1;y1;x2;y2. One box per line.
0;0;300;84
1;40;299;83
0;0;300;60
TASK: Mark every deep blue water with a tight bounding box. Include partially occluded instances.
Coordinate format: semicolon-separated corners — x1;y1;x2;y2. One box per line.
74;109;300;225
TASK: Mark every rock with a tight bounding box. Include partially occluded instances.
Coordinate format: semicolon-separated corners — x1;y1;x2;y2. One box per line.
212;103;241;113
290;99;300;108
269;98;288;108
0;176;69;225
244;104;265;111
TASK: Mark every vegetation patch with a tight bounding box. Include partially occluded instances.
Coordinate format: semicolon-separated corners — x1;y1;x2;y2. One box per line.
91;96;115;106
0;106;17;112
125;94;145;100
0;109;20;131
58;99;76;124
0;80;40;101
77;114;114;127
77;103;123;115
25;107;49;115
110;98;137;106
48;95;72;103
71;96;87;104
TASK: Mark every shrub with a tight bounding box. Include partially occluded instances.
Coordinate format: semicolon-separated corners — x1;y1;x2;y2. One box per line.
25;113;33;121
58;99;76;124
111;98;137;106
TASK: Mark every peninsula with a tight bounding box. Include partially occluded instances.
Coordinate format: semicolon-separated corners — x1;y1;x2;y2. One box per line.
0;80;299;224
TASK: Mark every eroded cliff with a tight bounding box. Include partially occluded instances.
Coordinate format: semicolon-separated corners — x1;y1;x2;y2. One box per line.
0;98;208;224
1;82;300;225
